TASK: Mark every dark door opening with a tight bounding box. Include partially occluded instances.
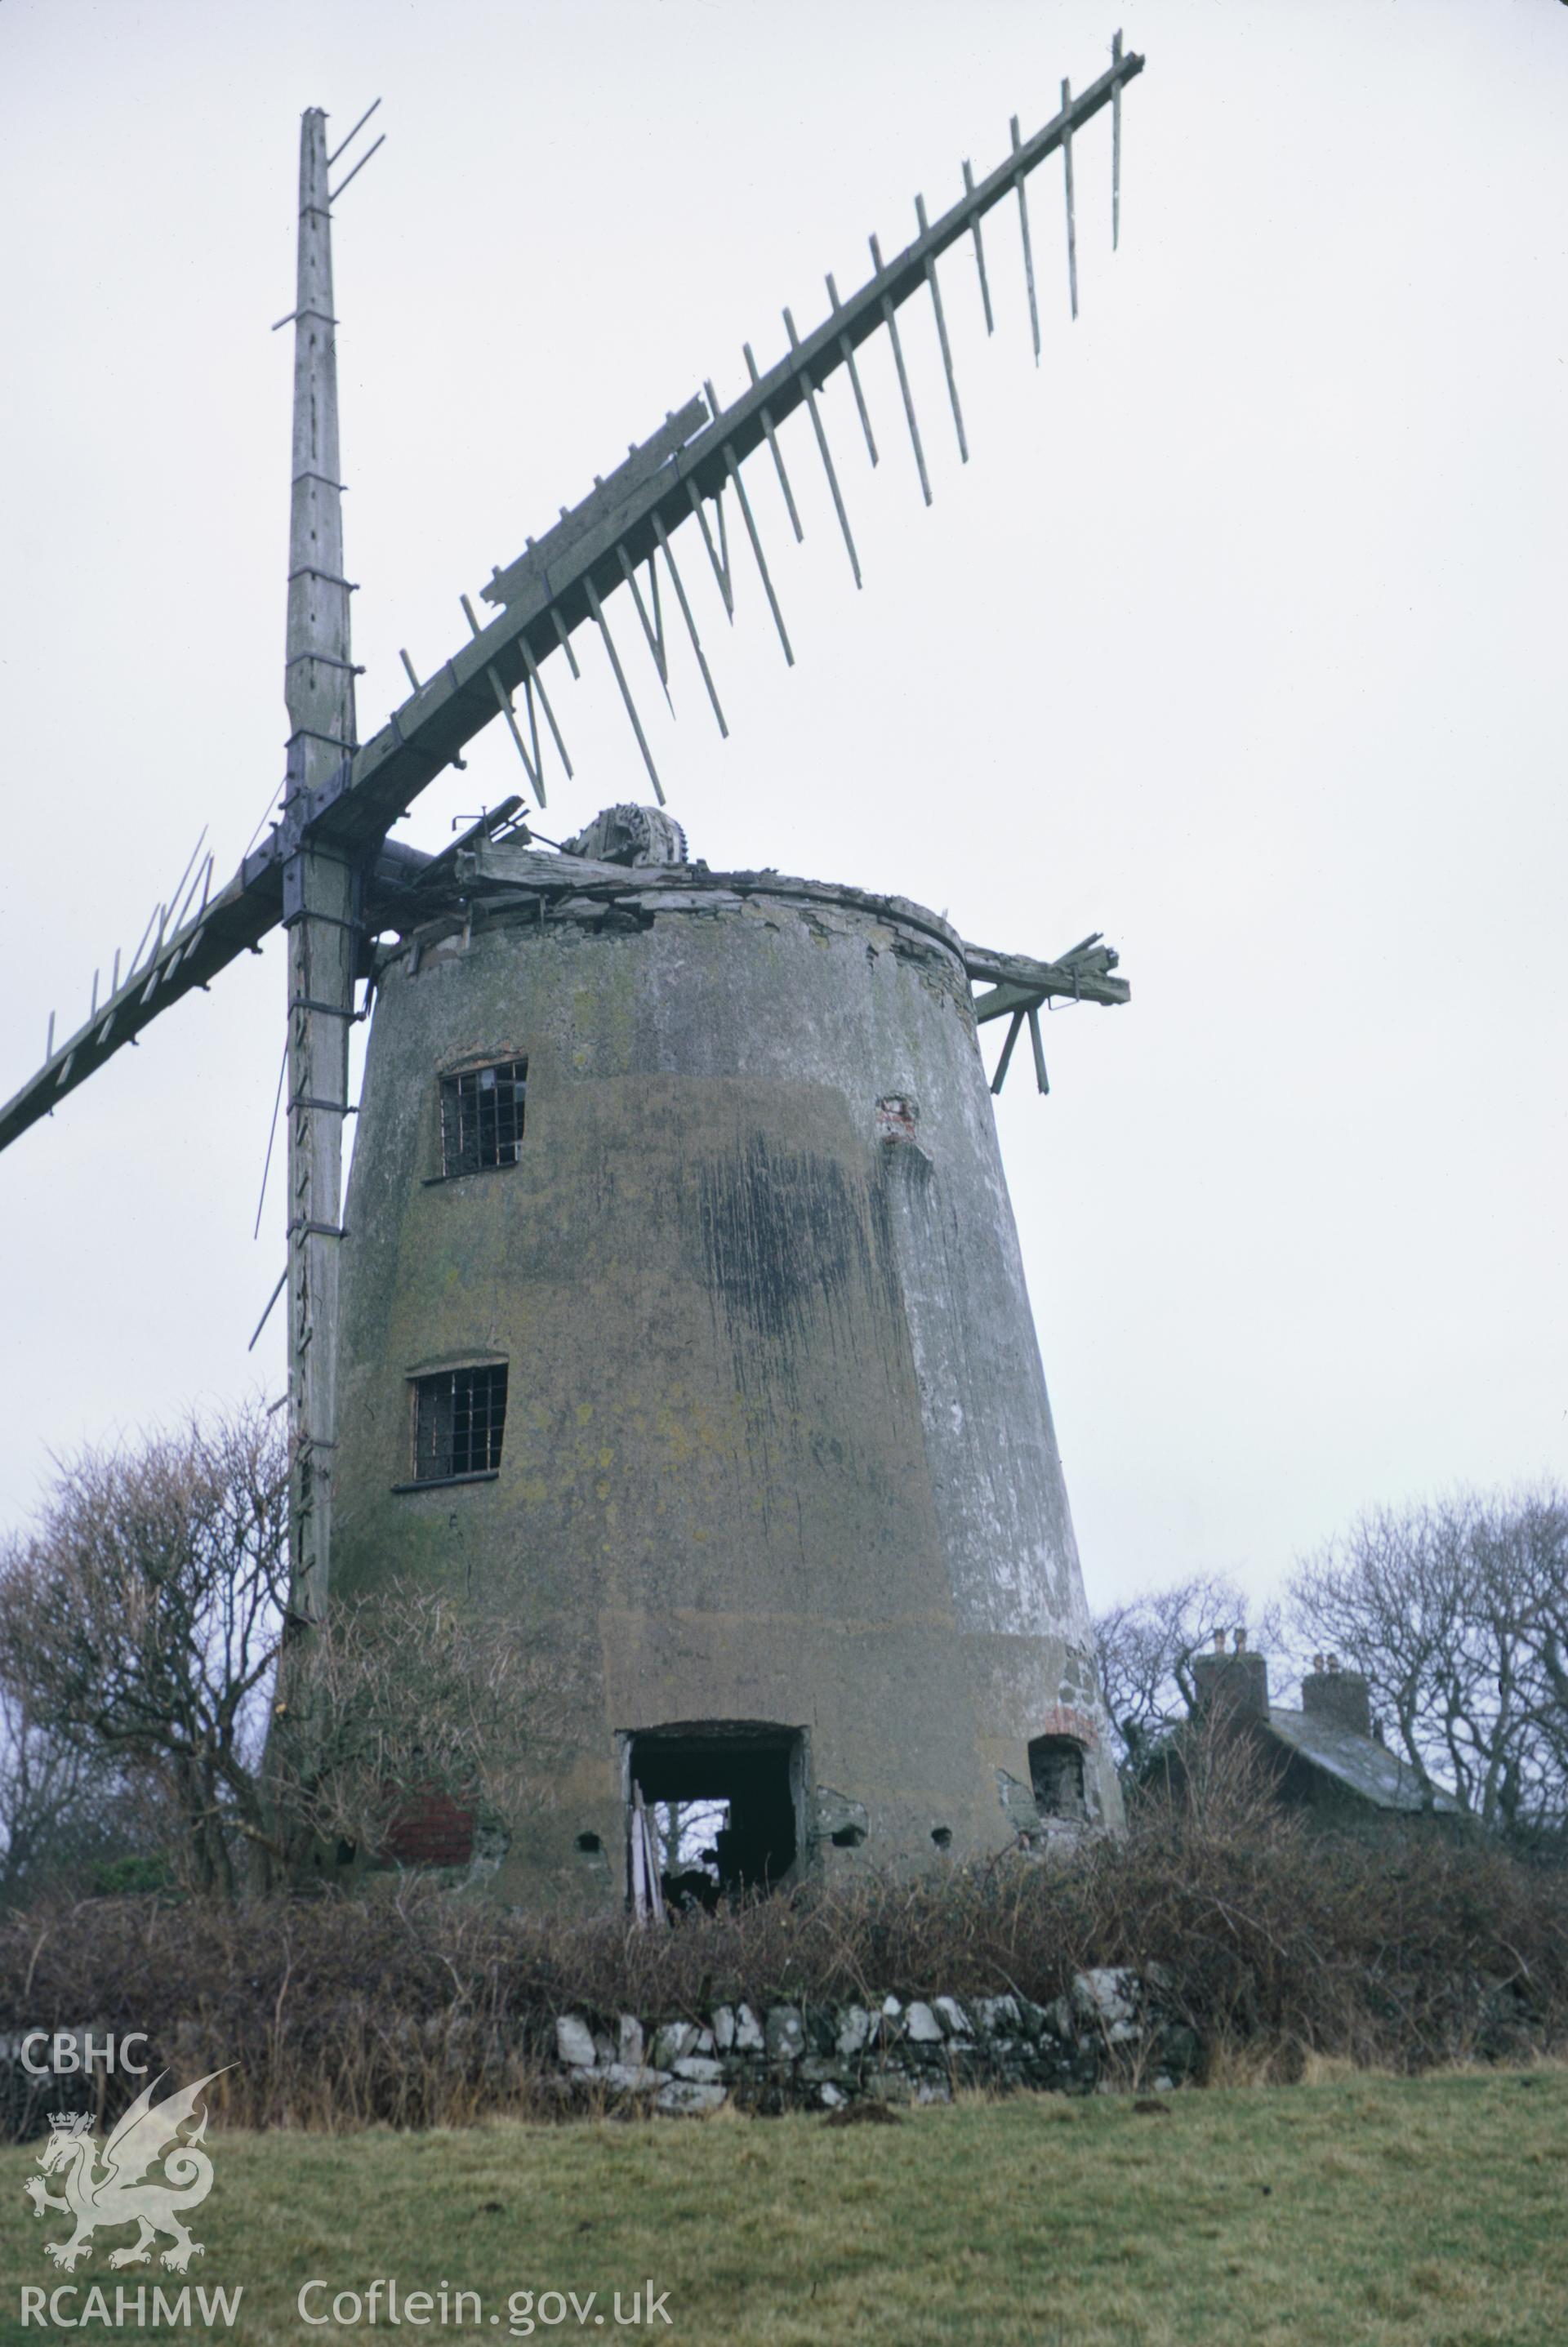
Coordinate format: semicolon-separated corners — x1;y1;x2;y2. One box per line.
626;1725;802;1907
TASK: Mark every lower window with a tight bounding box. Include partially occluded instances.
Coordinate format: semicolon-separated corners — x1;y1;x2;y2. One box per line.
412;1364;508;1481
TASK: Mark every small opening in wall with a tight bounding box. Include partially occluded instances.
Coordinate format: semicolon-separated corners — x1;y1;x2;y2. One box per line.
440;1058;527;1176
875;1093;919;1146
831;1824;866;1849
1029;1735;1088;1822
930;1826;953;1850
574;1831;603;1855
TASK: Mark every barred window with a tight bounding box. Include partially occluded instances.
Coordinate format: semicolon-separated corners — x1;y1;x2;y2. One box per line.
412;1365;508;1482
439;1059;527;1176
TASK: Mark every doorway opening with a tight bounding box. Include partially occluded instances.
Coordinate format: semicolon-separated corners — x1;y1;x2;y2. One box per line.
625;1723;804;1908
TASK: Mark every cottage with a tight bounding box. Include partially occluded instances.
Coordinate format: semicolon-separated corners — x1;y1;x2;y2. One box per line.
1151;1635;1463;1829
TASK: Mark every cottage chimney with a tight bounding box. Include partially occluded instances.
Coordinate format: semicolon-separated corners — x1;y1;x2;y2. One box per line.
1300;1656;1372;1739
1191;1638;1269;1725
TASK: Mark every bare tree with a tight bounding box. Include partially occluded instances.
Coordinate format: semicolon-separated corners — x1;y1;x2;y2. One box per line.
0;1401;574;1898
1472;1489;1568;1815
1286;1486;1568;1833
0;1408;290;1896
1093;1572;1262;1778
0;1693;117;1905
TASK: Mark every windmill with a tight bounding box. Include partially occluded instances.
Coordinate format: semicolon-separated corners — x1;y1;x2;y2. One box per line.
0;38;1145;1901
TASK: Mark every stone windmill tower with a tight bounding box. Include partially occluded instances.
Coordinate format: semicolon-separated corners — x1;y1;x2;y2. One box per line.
0;44;1144;1908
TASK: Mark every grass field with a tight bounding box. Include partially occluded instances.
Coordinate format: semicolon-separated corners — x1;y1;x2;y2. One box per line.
3;2068;1566;2346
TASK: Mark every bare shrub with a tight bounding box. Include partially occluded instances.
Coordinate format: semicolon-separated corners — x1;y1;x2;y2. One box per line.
4;1776;1566;2137
270;1586;577;1865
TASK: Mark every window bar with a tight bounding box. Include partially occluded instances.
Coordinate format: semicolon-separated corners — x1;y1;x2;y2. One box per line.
441;1062;526;1176
414;1363;509;1480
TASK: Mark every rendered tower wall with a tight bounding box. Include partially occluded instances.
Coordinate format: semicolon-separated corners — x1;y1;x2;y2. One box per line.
332;857;1121;1906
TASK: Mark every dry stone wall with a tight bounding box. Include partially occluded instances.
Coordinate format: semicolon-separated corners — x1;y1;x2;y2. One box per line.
549;1969;1200;2116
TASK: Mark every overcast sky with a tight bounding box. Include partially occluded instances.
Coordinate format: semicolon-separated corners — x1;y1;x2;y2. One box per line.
1;0;1563;1620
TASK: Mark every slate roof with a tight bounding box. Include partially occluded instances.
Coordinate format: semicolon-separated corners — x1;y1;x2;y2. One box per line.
1264;1706;1463;1815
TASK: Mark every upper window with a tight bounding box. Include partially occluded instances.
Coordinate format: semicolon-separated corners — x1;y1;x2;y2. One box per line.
412;1365;508;1483
1029;1734;1088;1823
439;1059;527;1177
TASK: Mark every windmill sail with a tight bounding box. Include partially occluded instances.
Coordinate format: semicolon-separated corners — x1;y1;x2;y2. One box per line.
0;43;1143;1160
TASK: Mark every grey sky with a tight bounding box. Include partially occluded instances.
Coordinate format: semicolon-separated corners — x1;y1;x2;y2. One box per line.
1;0;1563;1614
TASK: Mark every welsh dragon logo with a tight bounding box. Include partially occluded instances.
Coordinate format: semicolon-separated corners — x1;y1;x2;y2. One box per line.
24;2069;229;2273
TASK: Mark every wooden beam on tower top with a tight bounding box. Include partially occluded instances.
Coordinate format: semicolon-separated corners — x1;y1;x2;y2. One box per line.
282;106;359;1624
